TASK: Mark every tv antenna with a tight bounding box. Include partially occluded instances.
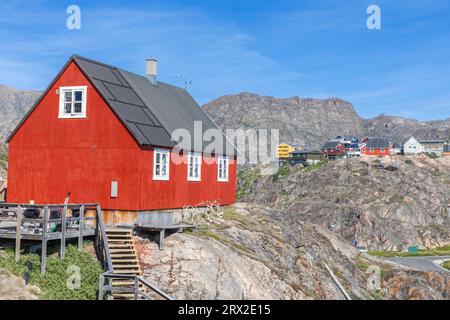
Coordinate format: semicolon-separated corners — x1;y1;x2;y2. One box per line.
174;73;193;90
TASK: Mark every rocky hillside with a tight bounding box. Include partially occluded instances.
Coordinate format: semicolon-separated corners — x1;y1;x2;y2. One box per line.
203;93;450;148
238;155;450;251
365;114;450;144
0;144;7;180
137;203;449;300
0;84;41;143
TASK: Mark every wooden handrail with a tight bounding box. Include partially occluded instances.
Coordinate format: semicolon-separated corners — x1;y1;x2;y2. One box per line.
101;272;173;300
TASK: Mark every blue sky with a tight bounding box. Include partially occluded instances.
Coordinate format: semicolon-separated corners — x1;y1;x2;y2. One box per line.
1;0;450;120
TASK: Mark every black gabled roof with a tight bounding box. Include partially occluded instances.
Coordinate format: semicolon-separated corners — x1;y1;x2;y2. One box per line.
290;149;322;155
419;139;447;144
365;138;391;148
8;55;236;157
321;141;341;150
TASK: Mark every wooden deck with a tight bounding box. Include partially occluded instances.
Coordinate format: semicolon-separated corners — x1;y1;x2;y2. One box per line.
0;223;95;241
0;203;102;274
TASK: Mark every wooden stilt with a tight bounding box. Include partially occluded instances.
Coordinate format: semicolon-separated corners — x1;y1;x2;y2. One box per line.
41;206;48;274
15;206;22;262
60;205;67;259
78;205;84;251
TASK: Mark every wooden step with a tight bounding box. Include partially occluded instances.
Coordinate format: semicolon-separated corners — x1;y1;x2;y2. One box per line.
107;239;133;243
108;244;134;248
111;258;138;262
110;249;136;253
107;235;133;239
110;254;138;258
113;265;140;269
112;280;145;286
112;270;141;274
106;229;132;233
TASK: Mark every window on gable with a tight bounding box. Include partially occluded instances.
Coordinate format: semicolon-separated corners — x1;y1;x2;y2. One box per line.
218;157;229;182
188;152;202;181
59;86;87;118
153;149;170;180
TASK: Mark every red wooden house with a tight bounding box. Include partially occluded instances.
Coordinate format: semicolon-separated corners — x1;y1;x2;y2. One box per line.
6;55;237;223
360;138;391;156
321;141;346;159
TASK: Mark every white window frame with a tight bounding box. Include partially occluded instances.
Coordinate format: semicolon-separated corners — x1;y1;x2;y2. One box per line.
187;152;202;181
217;157;229;182
58;86;87;119
153;149;170;181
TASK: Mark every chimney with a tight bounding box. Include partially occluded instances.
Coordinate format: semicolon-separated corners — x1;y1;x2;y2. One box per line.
146;58;157;85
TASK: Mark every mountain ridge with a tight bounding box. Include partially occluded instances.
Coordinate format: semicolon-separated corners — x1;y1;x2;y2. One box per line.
203;92;450;149
0;87;449;149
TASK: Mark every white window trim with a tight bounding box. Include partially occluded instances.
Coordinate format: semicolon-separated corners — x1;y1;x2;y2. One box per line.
153;148;170;181
217;156;229;182
58;86;87;119
187;152;202;181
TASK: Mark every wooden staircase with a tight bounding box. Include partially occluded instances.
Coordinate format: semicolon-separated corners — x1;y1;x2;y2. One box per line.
106;228;143;300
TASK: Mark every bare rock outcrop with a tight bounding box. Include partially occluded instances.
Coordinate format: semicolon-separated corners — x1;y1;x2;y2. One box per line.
138;204;449;300
0;269;40;300
238;156;450;251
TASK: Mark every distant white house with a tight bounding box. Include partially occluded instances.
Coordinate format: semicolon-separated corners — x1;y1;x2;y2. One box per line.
404;136;448;155
390;143;403;155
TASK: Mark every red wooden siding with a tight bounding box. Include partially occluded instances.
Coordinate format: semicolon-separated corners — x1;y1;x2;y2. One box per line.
360;147;391;156
7;61;236;210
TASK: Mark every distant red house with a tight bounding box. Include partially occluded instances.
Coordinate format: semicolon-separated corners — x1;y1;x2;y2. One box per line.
321;141;346;159
360;138;391;156
7;55;237;221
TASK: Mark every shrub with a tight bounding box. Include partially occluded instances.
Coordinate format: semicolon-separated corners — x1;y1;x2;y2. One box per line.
388;195;404;205
442;261;450;270
0;244;102;300
273;165;291;180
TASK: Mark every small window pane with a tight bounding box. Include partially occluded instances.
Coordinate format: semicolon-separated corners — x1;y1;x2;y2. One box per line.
65;103;72;114
74;102;82;113
74;91;83;102
64;91;72;102
155;164;160;176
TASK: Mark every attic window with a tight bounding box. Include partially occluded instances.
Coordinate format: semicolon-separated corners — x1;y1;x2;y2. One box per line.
59;86;87;118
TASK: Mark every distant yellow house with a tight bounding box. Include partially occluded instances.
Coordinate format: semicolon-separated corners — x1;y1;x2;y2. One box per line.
276;143;300;158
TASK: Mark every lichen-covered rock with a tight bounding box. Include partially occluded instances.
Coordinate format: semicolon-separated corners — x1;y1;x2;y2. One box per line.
239;156;450;251
137;204;448;300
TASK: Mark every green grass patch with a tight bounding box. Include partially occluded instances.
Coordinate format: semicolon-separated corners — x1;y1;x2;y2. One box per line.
273;165;291;180
0;244;102;300
236;167;261;200
388;195;404;205
198;229;250;253
222;207;248;224
0;148;7;162
369;246;450;257
442;261;450;270
302;161;326;173
404;159;414;165
372;159;381;164
425;152;439;159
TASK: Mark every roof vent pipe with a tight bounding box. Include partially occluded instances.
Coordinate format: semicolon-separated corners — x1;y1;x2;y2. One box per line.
146;58;157;85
